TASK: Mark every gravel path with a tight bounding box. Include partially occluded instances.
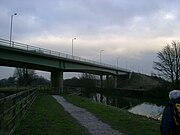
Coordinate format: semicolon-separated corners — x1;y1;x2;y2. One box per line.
53;95;124;135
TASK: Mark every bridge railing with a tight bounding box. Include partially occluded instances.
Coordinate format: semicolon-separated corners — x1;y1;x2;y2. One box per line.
0;88;38;135
0;38;130;72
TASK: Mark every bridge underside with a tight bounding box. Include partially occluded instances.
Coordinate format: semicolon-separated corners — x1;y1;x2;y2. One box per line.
0;45;130;94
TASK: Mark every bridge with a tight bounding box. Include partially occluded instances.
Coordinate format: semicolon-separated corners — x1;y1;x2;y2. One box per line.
0;38;131;93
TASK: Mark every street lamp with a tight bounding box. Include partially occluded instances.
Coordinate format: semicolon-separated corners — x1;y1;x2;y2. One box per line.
100;50;104;63
10;13;17;46
72;38;76;56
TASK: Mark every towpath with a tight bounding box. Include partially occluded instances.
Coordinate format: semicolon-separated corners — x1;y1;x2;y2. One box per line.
53;95;125;135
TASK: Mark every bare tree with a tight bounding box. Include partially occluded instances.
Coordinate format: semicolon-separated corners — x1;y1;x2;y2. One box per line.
14;68;36;86
153;41;180;88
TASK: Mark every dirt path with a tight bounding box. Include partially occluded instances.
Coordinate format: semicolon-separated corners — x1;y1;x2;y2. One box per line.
53;95;124;135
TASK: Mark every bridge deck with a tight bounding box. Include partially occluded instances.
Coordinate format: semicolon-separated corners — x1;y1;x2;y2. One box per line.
0;38;130;74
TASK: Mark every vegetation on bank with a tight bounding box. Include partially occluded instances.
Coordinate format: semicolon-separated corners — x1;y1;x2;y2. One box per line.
64;95;160;135
117;72;168;90
13;95;89;135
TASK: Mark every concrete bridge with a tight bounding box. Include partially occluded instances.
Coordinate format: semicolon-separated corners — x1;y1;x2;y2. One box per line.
0;38;131;93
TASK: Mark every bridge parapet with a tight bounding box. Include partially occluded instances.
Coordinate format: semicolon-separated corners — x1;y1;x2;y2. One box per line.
0;38;130;73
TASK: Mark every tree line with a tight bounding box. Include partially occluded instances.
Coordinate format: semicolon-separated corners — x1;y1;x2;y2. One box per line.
0;68;50;87
0;68;97;89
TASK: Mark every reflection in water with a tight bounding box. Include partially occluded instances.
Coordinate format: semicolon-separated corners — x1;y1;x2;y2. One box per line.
91;93;165;120
93;93;108;104
128;103;164;120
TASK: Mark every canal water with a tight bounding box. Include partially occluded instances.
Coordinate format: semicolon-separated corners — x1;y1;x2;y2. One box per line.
88;92;166;120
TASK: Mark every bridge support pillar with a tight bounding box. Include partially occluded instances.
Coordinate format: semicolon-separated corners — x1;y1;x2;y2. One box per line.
113;75;117;89
51;70;63;94
100;75;103;88
106;75;110;88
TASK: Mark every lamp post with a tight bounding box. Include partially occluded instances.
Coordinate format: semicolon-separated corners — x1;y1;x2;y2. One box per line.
10;13;17;46
72;38;76;56
100;50;104;63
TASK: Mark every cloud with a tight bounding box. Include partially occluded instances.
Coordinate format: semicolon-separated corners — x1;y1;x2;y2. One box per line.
1;0;180;75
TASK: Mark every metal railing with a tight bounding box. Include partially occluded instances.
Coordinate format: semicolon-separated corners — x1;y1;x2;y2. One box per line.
0;88;38;135
0;38;130;72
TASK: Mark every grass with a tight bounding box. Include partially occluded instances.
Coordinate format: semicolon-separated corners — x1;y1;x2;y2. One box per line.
0;86;29;91
13;95;89;135
13;94;161;135
63;95;161;135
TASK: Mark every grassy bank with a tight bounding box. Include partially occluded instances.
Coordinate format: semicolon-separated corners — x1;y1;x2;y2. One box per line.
64;95;160;135
13;95;89;135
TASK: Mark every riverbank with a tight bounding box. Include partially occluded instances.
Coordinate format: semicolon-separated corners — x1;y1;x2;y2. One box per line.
13;94;161;135
64;95;161;135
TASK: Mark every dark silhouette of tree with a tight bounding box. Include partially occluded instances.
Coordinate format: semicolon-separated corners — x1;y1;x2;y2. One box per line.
13;68;36;86
32;75;50;86
153;41;180;88
64;77;80;87
7;76;16;84
0;77;16;87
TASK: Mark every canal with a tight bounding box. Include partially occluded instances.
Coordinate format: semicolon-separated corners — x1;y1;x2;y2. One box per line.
83;91;167;120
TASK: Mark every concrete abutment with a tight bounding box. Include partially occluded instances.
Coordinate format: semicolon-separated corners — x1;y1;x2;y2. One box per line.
51;70;63;94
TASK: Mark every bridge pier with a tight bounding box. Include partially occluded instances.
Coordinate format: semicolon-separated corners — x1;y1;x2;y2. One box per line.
106;75;110;88
51;70;63;94
100;75;103;88
100;74;118;89
113;75;117;89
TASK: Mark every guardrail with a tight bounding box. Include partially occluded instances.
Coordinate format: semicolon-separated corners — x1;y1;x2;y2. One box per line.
0;88;38;135
0;38;130;73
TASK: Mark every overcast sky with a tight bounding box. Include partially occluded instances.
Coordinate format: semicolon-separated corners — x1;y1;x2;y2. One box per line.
1;0;180;79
